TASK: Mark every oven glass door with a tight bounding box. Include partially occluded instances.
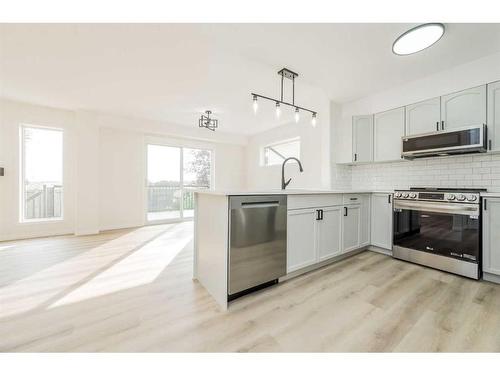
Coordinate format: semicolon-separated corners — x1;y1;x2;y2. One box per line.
393;206;480;263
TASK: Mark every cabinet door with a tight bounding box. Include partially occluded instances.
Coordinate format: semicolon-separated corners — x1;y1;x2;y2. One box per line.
487;81;500;152
342;205;360;253
441;85;486;130
483;198;500;276
352;115;373;163
287;209;317;273
370;193;393;250
318;206;342;261
359;195;371;247
405;97;441;135
374;107;405;162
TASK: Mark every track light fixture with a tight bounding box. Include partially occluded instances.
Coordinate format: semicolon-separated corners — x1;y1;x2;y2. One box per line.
251;67;318;126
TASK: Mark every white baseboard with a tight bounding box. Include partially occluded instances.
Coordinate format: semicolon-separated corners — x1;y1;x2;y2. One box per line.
483;272;500;284
368;245;393;256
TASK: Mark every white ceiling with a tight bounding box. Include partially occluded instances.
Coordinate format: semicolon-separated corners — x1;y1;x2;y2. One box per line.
1;23;500;135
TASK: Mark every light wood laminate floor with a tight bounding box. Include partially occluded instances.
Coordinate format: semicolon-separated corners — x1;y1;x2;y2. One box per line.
1;222;500;352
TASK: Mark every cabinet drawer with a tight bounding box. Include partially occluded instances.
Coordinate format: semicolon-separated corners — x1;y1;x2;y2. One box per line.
343;194;364;205
288;194;342;210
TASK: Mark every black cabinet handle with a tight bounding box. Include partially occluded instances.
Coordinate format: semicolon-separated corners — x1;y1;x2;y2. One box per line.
436;121;439;131
441;120;445;130
484;199;487;211
320;209;324;220
316;209;321;220
388;194;392;204
354;153;357;162
344;207;348;216
489;139;492;150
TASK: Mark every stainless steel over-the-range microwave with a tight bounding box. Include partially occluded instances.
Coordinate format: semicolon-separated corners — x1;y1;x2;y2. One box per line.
401;124;487;159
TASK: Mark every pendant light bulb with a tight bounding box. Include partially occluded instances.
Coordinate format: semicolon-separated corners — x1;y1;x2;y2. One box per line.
311;113;317;127
275;102;281;118
294;108;300;123
252;95;258;114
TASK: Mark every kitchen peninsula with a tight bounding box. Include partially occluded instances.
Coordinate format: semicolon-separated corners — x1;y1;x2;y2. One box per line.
193;189;393;310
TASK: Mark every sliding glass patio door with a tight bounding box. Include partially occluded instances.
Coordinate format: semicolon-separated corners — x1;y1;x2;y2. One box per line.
146;144;212;222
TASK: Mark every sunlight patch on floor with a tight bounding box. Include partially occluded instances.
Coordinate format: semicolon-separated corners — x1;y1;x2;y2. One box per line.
0;222;192;318
48;228;192;308
0;244;15;252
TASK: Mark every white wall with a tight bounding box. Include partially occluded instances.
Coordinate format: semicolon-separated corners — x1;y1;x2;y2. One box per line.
245;90;335;191
0;99;77;241
335;51;500;191
99;128;246;232
0;98;247;240
246;122;320;190
99;127;145;231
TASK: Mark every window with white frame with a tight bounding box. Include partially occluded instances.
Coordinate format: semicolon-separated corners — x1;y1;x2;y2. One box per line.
146;144;213;222
263;137;301;166
20;125;63;222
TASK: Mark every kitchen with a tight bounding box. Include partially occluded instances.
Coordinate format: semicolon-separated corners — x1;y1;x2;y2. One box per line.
195;58;500;311
2;16;500;362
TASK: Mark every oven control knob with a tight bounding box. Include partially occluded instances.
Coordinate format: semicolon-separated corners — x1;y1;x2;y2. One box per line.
447;194;456;200
403;193;409;198
409;193;417;199
467;195;477;202
457;194;466;201
395;192;402;198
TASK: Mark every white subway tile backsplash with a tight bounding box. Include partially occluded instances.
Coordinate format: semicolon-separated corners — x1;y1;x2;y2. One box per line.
342;154;499;191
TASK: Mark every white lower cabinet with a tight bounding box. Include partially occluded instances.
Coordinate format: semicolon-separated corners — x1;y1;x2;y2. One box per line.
482;198;500;277
287;194;371;274
342;205;360;253
370;193;393;250
287;208;318;273
359;195;371;247
318;206;343;261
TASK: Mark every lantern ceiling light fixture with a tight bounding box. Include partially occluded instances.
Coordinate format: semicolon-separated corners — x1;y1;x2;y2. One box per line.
392;23;445;56
251;67;318;127
198;110;218;131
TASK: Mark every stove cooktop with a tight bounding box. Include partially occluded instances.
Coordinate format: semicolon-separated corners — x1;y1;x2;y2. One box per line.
395;187;484;203
407;187;487;193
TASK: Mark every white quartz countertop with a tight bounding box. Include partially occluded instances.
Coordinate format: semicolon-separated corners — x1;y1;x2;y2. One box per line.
480;192;500;197
194;189;393;196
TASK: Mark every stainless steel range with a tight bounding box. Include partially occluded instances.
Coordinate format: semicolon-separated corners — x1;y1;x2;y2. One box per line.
393;187;485;279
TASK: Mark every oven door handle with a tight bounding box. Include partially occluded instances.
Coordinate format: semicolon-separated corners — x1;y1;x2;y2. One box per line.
394;200;480;216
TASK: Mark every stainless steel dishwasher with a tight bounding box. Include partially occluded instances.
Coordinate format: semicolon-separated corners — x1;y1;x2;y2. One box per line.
228;195;287;300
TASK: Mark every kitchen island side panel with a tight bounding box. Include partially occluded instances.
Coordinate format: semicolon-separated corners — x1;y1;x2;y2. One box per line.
194;193;229;311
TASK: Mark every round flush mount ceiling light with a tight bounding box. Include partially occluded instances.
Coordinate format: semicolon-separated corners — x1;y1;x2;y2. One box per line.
392;23;445;56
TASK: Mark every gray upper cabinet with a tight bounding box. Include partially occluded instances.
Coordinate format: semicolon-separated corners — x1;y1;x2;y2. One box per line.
405;97;441;135
440;85;487;130
352;115;373;163
373;107;405;162
487;81;500;152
